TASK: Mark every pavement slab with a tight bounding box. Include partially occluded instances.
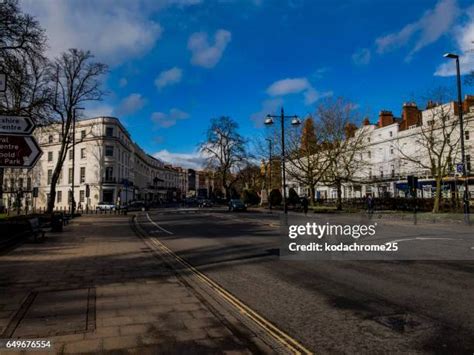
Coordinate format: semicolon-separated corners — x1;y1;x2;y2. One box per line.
0;214;257;354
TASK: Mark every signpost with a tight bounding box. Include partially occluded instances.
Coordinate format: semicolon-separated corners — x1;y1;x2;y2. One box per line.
0;115;35;135
0;73;6;92
0;135;42;168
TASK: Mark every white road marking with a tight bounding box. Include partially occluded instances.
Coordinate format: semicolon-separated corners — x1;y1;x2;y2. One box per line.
146;213;173;235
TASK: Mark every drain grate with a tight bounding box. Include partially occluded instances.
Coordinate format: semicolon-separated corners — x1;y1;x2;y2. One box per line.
1;288;96;338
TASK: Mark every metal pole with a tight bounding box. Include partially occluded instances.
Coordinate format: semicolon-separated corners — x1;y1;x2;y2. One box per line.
71;110;76;217
281;107;287;214
267;139;272;211
455;57;470;223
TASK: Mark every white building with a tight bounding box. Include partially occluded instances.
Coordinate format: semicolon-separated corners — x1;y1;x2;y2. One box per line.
2;116;184;211
290;96;474;200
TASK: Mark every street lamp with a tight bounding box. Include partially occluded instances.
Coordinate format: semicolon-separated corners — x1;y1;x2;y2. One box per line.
265;138;273;210
444;53;470;223
264;107;301;214
71;107;84;217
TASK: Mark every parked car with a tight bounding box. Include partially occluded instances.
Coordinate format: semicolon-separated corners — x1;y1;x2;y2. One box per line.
123;201;149;212
228;199;247;212
96;202;116;211
198;199;213;208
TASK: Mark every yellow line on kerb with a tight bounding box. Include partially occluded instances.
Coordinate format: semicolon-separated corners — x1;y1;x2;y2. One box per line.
149;237;313;355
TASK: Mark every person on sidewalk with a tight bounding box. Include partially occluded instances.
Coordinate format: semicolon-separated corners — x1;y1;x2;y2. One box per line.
301;197;309;215
366;194;375;215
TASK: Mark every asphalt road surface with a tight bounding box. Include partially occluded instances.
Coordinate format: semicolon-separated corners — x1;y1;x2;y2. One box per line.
136;208;474;354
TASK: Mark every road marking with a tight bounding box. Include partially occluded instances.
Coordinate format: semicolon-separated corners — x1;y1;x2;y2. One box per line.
147;236;312;355
146;213;174;235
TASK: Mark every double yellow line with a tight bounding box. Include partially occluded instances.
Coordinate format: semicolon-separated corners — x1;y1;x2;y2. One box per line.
148;235;313;355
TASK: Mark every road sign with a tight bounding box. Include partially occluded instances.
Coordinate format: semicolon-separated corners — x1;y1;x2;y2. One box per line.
0;73;6;92
0;115;35;135
0;135;42;168
456;163;464;174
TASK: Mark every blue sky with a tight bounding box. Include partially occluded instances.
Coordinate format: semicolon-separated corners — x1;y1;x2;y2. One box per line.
22;0;474;168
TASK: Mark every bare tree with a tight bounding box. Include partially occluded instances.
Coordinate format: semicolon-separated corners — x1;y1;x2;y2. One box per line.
317;97;368;210
286;116;331;204
199;116;248;200
46;49;108;213
397;92;460;213
0;0;48;209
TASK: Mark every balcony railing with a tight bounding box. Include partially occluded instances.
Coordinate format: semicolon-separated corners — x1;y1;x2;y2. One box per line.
101;177;117;184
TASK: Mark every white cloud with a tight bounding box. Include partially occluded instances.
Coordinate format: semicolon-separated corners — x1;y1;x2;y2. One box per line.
85;103;114;118
250;98;284;127
188;29;232;68
153;149;206;169
266;77;330;106
266;78;310;96
352;48;371;66
155;67;183;89
116;93;146;116
151;108;190;128
21;1;199;66
375;0;459;58
304;88;332;105
435;6;474;76
119;78;128;88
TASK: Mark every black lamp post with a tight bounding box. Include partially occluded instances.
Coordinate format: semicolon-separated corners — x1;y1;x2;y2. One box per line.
264;107;301;214
71;107;84;217
265;138;273;210
444;53;470;223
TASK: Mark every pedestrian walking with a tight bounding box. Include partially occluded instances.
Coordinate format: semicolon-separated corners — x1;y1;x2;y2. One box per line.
302;197;309;215
366;194;374;215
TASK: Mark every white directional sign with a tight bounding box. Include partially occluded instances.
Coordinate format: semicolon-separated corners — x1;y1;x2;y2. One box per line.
0;73;5;92
0;115;35;135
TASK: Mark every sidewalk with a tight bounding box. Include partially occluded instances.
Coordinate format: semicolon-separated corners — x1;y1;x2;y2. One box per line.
0;214;254;354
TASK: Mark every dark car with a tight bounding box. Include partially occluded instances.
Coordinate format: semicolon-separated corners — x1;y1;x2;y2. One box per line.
198;199;213;208
228;199;247;212
124;201;149;212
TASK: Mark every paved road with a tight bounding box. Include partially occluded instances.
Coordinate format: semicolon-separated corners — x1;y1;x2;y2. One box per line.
136;208;474;354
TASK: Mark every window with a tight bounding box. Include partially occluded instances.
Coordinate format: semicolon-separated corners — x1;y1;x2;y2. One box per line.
79;190;85;203
81;148;86;159
391;165;395;178
18;178;24;189
48;135;53;143
106;126;114;137
390;147;394;155
368;151;371;159
389;131;393;137
68;168;73;184
369;169;372;178
80;167;86;183
81;130;86;139
68;191;72;204
105;167;114;181
466;131;470;141
427;120;434;126
27;177;31;190
47;169;53;184
380;170;384;178
105;145;114;157
367;137;371;143
69;149;73;160
48;151;53;162
57;191;62;203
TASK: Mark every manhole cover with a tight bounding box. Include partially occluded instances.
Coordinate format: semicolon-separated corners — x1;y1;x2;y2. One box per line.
2;288;95;338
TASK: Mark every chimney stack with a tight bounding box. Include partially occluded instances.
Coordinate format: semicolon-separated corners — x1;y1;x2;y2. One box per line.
362;117;370;126
400;102;421;130
378;110;394;127
463;95;474;113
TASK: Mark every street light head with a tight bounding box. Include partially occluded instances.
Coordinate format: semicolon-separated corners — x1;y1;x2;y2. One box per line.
291;116;301;126
264;116;274;125
444;53;458;59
